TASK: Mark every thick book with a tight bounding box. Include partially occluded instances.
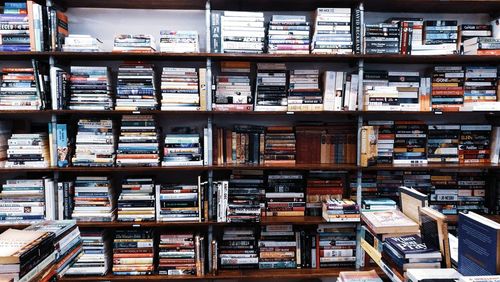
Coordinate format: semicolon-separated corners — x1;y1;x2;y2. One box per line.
458;212;500;276
361;210;419;234
0;229;50;264
385;234;441;259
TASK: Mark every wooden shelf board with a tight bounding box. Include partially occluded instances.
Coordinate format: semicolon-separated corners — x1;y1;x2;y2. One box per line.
2;51;500;63
59;267;382;281
362;163;500;171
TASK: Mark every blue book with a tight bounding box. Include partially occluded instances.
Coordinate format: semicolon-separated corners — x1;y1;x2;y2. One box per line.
458;212;500;275
56;124;69;167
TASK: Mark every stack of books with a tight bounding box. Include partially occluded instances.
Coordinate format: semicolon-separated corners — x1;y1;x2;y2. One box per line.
156;181;202;222
116;64;157;111
464;66;498;104
368;121;394;164
431;66;465;112
376;171;403;200
24;220;82;280
338;270;382;282
158;233;204;275
427;125;460;163
116;115;160;167
160;67;201;111
459;125;492;164
219;227;259;269
71;176;116;222
361;198;397;211
162;133;203;166
383;234;443;277
62;34;103;52
0;3;30;51
364;23;400;54
112;230;154;275
322;198;360;222
64;229;110;276
316;223;357;268
258;224;297;269
305;171;346;216
225;170;264;223
265;171;305;217
422;20;458;55
68;66;113;110
117;178;155;222
5;133;50;168
287;69;322;111
72;119;115;167
264;126;296;165
213;61;253;111
456;170;487;214
0;67;43;110
267;15;310;54
464;37;500;55
459;24;492;51
403;171;432;194
429;171;458;214
220;11;264;53
0;228;56;281
159;31;199;53
255;63;288;111
0;178;53;224
393;121;427;165
113;34;156;52
311;8;353;54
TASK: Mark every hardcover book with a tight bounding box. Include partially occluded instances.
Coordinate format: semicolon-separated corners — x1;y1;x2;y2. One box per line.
361;210;419;234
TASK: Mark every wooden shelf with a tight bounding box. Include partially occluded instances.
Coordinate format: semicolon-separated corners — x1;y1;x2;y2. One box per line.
3;51;500;64
362;163;500;171
58;267;382;281
211;163;358;171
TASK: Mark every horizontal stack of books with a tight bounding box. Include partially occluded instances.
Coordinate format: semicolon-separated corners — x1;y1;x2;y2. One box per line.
159;31;199;53
162;133;203;166
322;199;360;222
219;11;264;53
0;178;53;224
24;220;82;280
72;119;115;167
116;115;160;167
0;228;57;281
219;227;259;269
116;64;157;111
71;176;115;222
287;69;322;111
160;67;201;111
316;223;357;268
213;61;253;111
265;171;305;217
0;67;44;110
463;37;500;55
68;66;113;110
65;229;110;276
254;63;288;111
305;171;346;216
112;230;154;275
62;34;103;52
264;126;296;165
267;15;310;54
113;34;156;52
311;8;353;54
158;233;204;275
258;224;297;269
155;181;202;222
0;2;30;51
226;170;264;223
117;178;155;222
5;133;50;168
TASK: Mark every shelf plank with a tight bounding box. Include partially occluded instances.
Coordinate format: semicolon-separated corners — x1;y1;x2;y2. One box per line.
56;0;208;10
58;267;383;281
362;163;500;171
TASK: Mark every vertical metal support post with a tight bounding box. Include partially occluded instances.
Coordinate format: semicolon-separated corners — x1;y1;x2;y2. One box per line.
355;42;365;268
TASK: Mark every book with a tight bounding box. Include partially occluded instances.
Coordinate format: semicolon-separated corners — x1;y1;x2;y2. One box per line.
458;212;500;275
361;210;419;234
406;268;461;282
339;270;382;282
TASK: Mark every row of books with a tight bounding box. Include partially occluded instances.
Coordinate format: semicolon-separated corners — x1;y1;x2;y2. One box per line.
213;123;357;165
210;10;500;55
361;121;500;166
0;1;68;52
14;63;499;112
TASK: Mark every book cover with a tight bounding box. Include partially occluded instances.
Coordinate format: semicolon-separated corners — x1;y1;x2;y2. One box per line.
385;234;438;258
361;210;419;234
458;212;500;275
56;124;69;167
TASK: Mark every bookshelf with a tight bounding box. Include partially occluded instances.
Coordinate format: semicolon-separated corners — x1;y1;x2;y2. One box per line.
1;0;500;280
